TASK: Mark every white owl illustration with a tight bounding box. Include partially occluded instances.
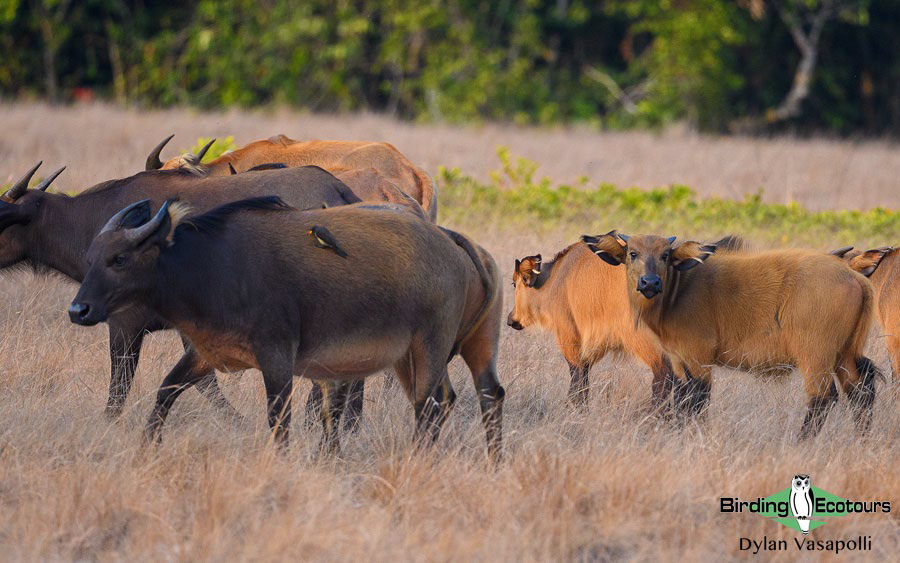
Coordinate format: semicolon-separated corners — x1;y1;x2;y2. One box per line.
790;474;815;535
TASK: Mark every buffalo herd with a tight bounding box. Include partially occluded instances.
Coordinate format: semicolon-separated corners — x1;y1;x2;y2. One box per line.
2;134;894;462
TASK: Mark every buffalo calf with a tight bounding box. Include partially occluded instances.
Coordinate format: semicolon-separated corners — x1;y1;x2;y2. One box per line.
507;242;674;409
584;232;880;439
834;246;899;377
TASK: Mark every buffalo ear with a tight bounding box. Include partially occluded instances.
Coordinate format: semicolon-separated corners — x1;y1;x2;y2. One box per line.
0;200;30;231
582;231;625;266
672;241;716;271
131;199;183;250
517;255;543;287
848;247;892;277
118;203;153;230
141;207;174;249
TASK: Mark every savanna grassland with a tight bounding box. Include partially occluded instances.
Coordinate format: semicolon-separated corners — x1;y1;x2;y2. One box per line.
0;103;898;561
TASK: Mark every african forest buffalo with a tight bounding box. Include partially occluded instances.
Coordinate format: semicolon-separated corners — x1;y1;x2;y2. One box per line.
152;135;433;430
147;134;438;221
0;162;366;420
582;232;881;439
68;197;505;461
507;242;674;409
833;245;899;377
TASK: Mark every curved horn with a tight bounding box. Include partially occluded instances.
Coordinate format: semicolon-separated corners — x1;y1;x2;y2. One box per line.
34;166;65;192
830;246;854;258
124;200;171;244
145;134;174;170
99;199;153;234
190;138;216;164
4;161;42;201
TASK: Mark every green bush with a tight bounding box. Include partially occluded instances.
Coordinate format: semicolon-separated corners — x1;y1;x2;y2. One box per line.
3;142;897;252
2;1;897;134
439;148;899;248
185;136;237;162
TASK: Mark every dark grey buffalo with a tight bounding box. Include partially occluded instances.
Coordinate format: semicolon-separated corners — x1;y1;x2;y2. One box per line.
69;197;505;461
0;162;361;419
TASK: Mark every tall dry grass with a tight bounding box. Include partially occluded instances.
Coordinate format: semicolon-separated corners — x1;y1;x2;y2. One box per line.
0;103;897;561
2;102;900;211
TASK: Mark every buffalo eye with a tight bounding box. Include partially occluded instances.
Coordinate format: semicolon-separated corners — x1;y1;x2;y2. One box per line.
111;254;128;268
661;252;670;261
629;251;638;260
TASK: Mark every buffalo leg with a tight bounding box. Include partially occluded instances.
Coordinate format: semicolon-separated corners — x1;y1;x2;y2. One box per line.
649;356;676;414
179;336;241;420
799;382;838;440
673;364;711;418
567;362;590;409
798;358;841;440
885;331;900;382
303;380;324;429
106;324;145;419
463;356;505;464
393;341;455;449
144;349;212;443
414;372;455;445
342;379;365;432
305;378;365;432
840;356;880;433
319;380;351;456
460;307;505;464
625;335;675;414
259;349;296;448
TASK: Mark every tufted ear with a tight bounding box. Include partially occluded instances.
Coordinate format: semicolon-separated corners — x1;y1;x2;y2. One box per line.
515;254;543;287
582;230;625;266
848;247;893;277
671;241;717;271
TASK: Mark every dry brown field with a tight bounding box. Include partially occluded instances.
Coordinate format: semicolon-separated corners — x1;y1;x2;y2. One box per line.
0;103;898;561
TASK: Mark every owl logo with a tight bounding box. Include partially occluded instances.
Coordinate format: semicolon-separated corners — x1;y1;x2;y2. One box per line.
790;474;815;535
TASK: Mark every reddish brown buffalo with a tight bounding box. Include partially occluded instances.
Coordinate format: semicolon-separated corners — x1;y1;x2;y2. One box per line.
148;134;437;221
584;232;881;439
834;246;899;376
507;243;674;408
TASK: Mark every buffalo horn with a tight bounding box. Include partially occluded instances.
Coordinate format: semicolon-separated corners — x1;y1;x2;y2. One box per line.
125;199;171;244
145;134;175;170
34;166;66;192
99;199;152;234
3;162;42;201
188;138;216;165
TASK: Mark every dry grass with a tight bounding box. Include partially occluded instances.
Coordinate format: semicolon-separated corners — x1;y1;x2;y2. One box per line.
0;103;898;561
3;102;900;211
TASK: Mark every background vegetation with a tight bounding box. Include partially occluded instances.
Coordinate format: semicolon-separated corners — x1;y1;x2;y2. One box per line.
2;0;897;135
440;147;900;246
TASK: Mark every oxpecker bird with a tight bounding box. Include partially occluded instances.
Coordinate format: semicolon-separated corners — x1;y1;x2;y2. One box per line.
308;225;348;258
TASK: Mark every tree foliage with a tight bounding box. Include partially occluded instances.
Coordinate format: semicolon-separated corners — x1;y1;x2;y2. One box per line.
0;0;895;134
